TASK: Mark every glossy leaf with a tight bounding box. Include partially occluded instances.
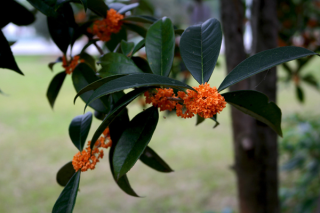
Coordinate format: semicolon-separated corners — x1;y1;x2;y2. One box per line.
87;0;109;17
196;114;205;126
47;71;66;108
118;3;139;14
74;75;126;103
69;112;92;151
98;53;143;78
80;0;87;11
302;74;319;90
0;31;23;75
218;47;319;92
56;161;76;187
106;27;127;52
121;40;135;57
140;146;173;173
174;29;184;36
52;171;81;213
296;85;304;103
122;15;157;24
27;0;58;17
79;52;96;71
132;39;145;56
113;107;159;179
210;114;219;128
222;90;282;137
145;17;175;77
90;88;148;150
131;57;152;73
180;18;222;84
108;109;139;197
84;73;195;110
123;23;147;37
48;57;63;72
72;63;111;113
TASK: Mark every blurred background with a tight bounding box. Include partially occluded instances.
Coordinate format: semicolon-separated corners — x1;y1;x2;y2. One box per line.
1;0;320;212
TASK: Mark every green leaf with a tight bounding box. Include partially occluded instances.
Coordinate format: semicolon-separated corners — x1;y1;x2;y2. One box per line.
84;73;195;110
123;23;147;37
131;57;152;73
118;3;139;14
108;109;139;197
106;27;127;52
98;53;143;78
47;71;67;109
174;29;184;36
121;40;135;57
210;114;219;128
27;0;58;17
302;73;319;90
0;31;23;75
56;161;76;187
132;39;145;56
74;74;126;103
145;17;175;77
139;146;173;173
48;57;63;72
90;88;148;150
218;47;319;92
52;171;81;213
72;63;111;113
180;18;222;84
222;90;282;137
87;0;109;17
296;85;304;103
69;112;92;151
122;15;157;24
80;39;100;54
80;0;87;11
79;52;96;71
113;106;159;179
196;114;205;126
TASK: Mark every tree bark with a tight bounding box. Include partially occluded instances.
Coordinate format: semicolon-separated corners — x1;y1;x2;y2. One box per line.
221;0;279;212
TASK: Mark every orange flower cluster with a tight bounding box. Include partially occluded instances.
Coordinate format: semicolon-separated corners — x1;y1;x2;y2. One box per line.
88;9;124;42
144;83;227;119
62;55;84;75
72;128;112;172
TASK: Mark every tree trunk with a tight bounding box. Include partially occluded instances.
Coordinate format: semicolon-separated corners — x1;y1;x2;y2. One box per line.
221;0;279;212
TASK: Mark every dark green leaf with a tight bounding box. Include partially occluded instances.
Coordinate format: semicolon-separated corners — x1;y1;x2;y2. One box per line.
140;146;173;173
48;57;63;72
122;15;157;24
90;88;148;150
132;39;145;56
52;171;81;213
85;73;195;110
74;74;126;103
69;112;92;151
80;39;100;54
145;17;175;77
131;57;152;73
109;109;139;197
210;114;219;128
296;85;304;103
98;53;143;78
218;47;319;92
47;71;66;108
121;40;135;57
196;114;205;126
72;63;111;113
302;73;319;90
222;90;282;137
118;3;139;14
113;106;159;179
87;0;109;17
56;161;76;187
27;0;58;17
180;18;222;84
80;0;87;11
106;27;127;52
0;31;23;75
79;52;96;71
123;23;147;37
174;29;184;36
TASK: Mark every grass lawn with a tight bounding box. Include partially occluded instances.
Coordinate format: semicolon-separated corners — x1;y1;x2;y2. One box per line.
0;55;320;213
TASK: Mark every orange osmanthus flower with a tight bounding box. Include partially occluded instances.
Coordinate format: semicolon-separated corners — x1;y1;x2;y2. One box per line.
87;9;124;42
72;127;112;172
144;83;227;119
62;55;84;75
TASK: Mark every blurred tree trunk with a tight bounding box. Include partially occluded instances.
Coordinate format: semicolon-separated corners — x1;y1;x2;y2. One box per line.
220;0;279;212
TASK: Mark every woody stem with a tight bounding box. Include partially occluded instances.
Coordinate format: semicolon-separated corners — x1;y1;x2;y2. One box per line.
93;42;104;55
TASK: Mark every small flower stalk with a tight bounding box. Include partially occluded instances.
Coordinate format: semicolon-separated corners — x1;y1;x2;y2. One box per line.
144;83;227;119
62;55;84;75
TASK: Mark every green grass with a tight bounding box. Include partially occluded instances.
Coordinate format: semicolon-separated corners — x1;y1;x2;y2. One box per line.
0;55;320;213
